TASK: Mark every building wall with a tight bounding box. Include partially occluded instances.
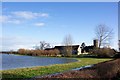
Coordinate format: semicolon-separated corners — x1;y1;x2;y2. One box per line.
77;46;81;55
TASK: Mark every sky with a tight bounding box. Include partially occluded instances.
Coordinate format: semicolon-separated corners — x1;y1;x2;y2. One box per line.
118;2;120;40
2;0;120;2
1;2;118;51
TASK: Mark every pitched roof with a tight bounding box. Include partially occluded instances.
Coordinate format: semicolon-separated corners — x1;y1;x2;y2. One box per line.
54;45;80;49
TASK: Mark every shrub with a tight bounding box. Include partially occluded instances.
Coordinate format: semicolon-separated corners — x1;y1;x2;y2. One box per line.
91;48;116;58
114;52;120;58
17;48;61;57
18;49;26;55
53;49;60;56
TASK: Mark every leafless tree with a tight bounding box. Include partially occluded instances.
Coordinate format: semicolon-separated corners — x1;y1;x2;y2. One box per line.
34;41;51;50
95;24;113;48
40;41;51;50
62;34;73;56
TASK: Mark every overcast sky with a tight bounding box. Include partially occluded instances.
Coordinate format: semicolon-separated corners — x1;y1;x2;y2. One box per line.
1;2;118;51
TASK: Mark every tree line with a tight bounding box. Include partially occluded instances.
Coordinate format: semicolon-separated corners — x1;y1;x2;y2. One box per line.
18;49;60;57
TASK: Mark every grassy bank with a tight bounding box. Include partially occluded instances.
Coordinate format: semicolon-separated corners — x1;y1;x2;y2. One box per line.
1;58;112;79
43;59;120;79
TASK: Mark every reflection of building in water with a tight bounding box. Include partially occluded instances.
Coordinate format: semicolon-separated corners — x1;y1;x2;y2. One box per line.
118;40;120;52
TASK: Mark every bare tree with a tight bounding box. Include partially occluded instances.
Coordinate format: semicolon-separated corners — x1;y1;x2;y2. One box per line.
34;41;51;50
62;34;73;56
40;41;51;50
95;24;113;48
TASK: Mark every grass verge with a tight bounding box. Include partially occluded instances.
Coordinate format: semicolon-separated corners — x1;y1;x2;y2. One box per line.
1;58;112;79
42;59;120;79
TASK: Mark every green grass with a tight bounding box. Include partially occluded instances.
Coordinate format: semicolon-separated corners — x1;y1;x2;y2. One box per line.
1;58;112;79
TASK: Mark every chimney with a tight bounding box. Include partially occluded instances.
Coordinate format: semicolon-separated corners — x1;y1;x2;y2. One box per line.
93;39;98;48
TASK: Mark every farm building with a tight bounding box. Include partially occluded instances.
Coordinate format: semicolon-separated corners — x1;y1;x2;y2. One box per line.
45;39;98;55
